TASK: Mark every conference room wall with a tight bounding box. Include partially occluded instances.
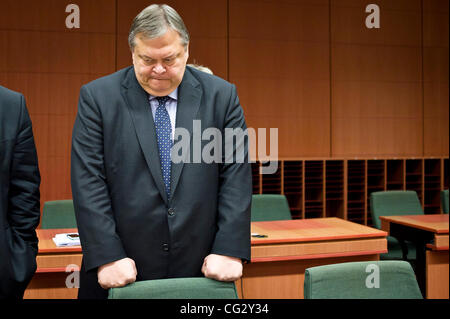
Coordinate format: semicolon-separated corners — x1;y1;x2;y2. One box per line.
331;0;424;157
229;0;331;158
0;0;117;215
423;0;449;156
0;0;448;218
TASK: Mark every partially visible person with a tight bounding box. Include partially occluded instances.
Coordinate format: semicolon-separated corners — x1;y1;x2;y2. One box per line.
187;63;213;75
0;85;41;299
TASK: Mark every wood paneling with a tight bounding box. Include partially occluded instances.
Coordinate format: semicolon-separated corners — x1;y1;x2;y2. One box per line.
0;0;448;215
331;0;424;157
423;0;449;156
229;0;331;158
0;0;116;220
0;0;115;33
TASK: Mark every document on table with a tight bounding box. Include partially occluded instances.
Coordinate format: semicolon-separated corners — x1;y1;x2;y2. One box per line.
52;233;81;247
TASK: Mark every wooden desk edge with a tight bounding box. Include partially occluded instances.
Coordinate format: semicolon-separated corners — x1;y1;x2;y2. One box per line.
379;216;449;234
36;267;72;273
251;249;388;263
251;232;387;245
39;247;82;254
426;244;450;251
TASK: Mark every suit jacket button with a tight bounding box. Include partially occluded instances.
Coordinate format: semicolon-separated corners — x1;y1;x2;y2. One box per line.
168;208;175;216
162;243;169;251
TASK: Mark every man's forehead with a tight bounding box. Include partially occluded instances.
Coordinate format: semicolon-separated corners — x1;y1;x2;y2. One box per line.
136;46;178;58
136;28;183;46
134;35;185;55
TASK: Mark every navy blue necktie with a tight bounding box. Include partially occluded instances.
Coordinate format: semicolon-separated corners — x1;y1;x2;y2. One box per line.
154;96;172;200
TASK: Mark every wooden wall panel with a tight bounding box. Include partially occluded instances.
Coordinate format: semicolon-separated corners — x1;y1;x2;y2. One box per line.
0;0;115;33
331;0;424;157
0;0;448;215
0;0;116;219
116;0;228;79
423;0;449;156
229;0;331;158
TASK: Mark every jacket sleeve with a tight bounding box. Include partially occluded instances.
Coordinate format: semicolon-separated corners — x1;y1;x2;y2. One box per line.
6;94;41;295
71;85;127;272
8;94;41;253
210;84;252;262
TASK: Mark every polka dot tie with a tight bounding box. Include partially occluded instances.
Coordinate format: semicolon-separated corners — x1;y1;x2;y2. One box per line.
154;96;172;200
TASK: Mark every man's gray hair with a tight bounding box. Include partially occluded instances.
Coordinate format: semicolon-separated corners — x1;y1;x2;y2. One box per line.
128;4;190;50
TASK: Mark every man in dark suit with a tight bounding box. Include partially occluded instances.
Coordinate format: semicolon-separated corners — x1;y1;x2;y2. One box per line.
71;4;251;299
0;86;41;299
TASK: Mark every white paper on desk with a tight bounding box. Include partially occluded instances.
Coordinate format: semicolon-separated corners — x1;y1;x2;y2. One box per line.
52;233;81;247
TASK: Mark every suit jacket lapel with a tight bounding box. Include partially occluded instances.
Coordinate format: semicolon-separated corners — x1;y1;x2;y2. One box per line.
170;68;202;200
121;67;169;204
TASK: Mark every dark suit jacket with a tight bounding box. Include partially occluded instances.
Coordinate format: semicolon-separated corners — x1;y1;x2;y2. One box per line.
71;66;252;298
0;86;41;299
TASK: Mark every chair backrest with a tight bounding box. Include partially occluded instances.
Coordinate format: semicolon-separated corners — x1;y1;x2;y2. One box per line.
441;189;449;214
41;200;77;229
370;191;423;229
304;260;423;299
251;194;292;222
108;277;238;299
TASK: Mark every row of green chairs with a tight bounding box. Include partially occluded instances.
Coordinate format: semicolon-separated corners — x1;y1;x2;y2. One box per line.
252;190;445;263
41;191;446;299
107;260;422;299
39;194;293;229
41;194;429;299
40;190;448;229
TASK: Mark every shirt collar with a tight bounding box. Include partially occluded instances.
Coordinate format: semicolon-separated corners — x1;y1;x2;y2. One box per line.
149;87;178;102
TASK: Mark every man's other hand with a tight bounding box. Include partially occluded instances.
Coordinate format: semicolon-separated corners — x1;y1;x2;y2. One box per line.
201;254;243;282
97;257;137;289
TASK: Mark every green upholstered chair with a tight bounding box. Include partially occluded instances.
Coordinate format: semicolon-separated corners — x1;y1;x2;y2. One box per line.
251;194;292;222
108;277;238;299
304;261;423;299
441;189;449;214
41;200;77;229
370;191;423;261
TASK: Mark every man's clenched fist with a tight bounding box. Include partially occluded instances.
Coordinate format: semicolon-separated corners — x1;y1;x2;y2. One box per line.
201;254;243;282
97;257;137;289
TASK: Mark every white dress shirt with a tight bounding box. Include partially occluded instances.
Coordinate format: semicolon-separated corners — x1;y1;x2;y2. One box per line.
148;88;178;141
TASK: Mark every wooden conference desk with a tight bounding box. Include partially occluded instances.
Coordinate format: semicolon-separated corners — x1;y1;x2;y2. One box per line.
380;214;449;299
24;228;81;299
25;218;387;299
237;217;387;299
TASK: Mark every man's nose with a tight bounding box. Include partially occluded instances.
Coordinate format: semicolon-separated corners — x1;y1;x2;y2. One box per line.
153;63;166;74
